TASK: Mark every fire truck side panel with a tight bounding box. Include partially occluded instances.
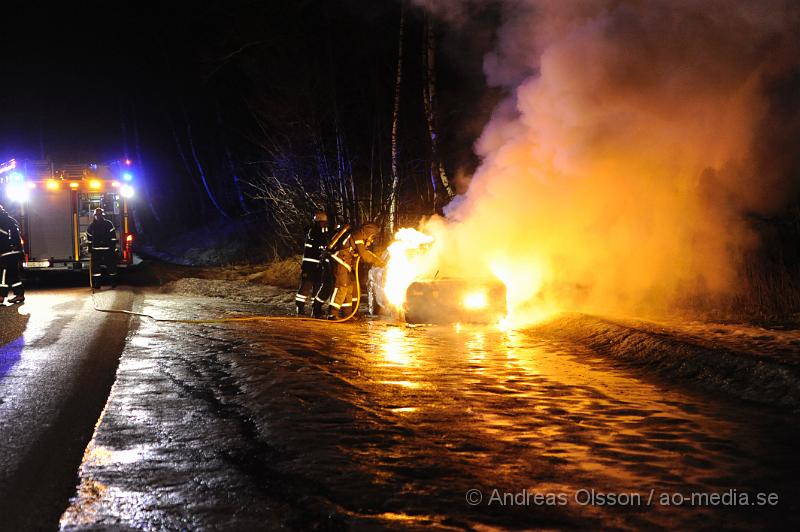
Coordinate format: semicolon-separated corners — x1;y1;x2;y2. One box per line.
26;187;74;262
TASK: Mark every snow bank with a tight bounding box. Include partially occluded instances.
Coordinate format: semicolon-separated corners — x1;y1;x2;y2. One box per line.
163;278;295;314
535;314;800;409
245;257;300;289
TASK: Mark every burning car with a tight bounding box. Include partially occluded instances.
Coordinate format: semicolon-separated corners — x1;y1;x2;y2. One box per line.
366;229;507;323
368;268;506;324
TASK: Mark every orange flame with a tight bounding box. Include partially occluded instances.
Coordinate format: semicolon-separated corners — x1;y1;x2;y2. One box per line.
384;228;435;308
382;225;555;327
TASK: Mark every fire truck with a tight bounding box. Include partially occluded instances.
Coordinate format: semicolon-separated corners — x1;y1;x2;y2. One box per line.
0;158;136;271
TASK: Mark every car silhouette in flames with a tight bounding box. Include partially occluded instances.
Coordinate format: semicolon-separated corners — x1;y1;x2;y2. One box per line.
367;262;507;324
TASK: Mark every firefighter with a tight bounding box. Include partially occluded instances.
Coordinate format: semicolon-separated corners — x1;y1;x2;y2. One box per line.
310;222;346;318
295;211;329;315
324;222;386;320
86;208;119;289
0;204;25;304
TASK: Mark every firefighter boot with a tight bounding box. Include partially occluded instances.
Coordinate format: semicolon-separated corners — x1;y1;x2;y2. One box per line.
296;303;305;316
311;301;325;319
9;295;24;304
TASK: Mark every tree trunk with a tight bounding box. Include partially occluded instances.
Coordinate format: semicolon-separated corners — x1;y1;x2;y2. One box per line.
344;137;358;223
185;113;230;219
215;103;251;214
388;4;404;235
422;15;454;209
369;125;376;221
168;114;208;220
422;16;438;208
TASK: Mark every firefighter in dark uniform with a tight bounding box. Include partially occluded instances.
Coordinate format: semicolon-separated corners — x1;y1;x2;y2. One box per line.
87;208;119;289
295;212;329;315
0;204;25;304
325;222;385;320
310;222;346;318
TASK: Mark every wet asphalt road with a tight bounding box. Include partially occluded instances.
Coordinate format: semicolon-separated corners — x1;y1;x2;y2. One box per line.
60;292;800;530
0;287;133;530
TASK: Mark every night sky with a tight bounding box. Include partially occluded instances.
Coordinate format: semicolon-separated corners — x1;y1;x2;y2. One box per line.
1;2;157;162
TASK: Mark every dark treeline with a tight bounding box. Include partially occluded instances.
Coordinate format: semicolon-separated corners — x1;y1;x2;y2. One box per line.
127;1;499;252
0;1;498;255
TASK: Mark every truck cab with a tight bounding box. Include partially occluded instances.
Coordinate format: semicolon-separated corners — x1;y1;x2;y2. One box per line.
0;158;136;271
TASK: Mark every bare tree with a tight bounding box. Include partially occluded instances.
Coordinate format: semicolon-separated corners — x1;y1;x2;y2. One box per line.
248;133;327;249
156;34;229;220
388;4;405;235
215;103;251;214
185;113;230;219
422;14;454;209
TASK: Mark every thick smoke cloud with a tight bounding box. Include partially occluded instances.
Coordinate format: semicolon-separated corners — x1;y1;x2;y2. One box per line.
413;0;800;320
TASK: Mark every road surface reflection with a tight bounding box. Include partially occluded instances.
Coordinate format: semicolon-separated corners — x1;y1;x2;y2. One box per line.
226;316;798;529
64;294;800;530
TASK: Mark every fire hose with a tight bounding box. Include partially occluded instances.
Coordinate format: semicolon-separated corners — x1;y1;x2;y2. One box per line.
90;256;362;324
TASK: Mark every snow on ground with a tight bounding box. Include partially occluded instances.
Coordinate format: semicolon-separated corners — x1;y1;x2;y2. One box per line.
657;319;800;365
163;278;296;313
534;314;800;408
